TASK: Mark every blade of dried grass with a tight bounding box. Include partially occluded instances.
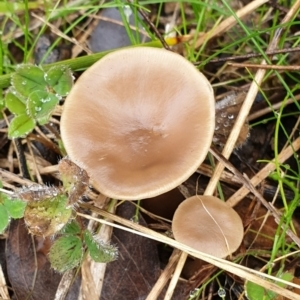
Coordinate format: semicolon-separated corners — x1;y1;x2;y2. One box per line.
78;198;116;300
194;0;269;49
0;264;10;299
54;269;77;300
229;62;300;70
163;251;187;300
145;249;181;300
227;136;300;207
248;96;300;121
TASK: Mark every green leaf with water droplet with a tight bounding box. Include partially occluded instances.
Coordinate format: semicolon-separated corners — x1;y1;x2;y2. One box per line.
62;220;81;235
84;230;118;263
49;235;83;273
27;90;59;125
0;203;9;233
45;66;73;96
12;65;47;97
4;197;26;218
5;89;26;115
24;193;72;236
8;114;36;139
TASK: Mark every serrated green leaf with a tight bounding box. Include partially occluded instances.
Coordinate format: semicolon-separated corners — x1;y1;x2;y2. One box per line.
24;193;72;236
84;230;118;263
27;90;59;124
5;89;26;115
45;66;73;96
63;220;81;235
0;204;9;233
12;65;47;97
4;197;26;218
49;236;83;273
8;114;36;139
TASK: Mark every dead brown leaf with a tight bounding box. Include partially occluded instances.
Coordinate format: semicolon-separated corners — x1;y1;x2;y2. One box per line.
100;202;161;300
6;220;79;300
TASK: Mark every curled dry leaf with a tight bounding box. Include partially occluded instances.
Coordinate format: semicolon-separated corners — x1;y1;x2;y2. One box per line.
58;157;89;205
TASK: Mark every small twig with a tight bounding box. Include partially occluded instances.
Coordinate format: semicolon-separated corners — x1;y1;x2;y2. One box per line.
54;269;77;300
127;0;171;51
13;139;30;179
0;188;14;195
248;95;300;121
228;62;300;70
32;12;92;54
0;264;10;299
78;199;116;300
26;138;43;184
43;123;61;140
202;46;300;64
0;168;33;186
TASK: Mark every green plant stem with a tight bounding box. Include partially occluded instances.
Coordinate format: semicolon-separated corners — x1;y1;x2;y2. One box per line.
207;152;224;200
23;0;30;62
133;200;141;222
0;2;40;13
0;40;165;89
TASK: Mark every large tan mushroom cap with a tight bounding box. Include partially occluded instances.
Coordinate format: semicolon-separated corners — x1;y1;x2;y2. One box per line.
172;196;244;258
61;47;215;200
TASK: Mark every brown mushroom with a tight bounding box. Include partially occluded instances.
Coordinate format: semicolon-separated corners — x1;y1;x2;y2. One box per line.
172;195;244;258
60;47;215;200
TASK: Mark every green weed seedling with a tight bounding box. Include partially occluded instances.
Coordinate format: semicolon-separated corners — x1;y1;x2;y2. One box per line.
5;64;73;138
49;233;83;273
1;158;118;273
0;182;27;233
49;221;118;273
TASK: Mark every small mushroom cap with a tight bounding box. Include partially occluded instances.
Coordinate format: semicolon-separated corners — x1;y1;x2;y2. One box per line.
172;195;244;258
61;47;215;200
